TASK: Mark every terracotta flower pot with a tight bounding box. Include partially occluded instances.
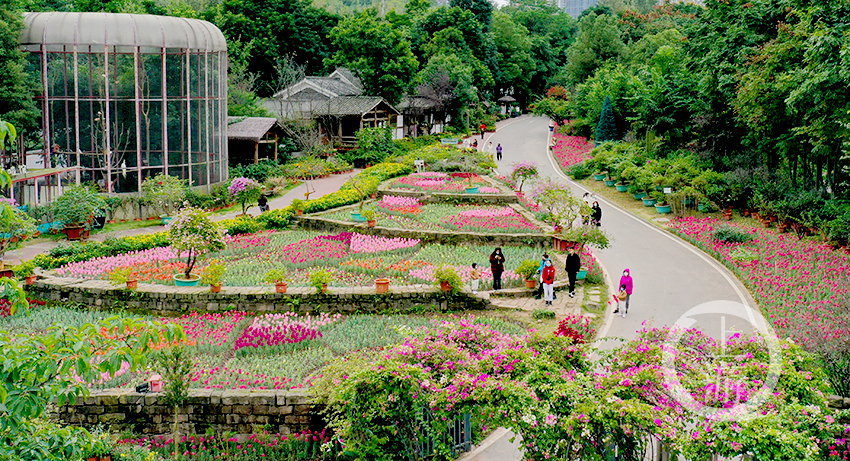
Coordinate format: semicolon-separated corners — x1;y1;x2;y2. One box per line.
367;220;376;228
107;219;116;224
439;281;452;292
25;275;36;285
321;283;328;293
741;209;750;217
761;219;771;228
210;284;222;293
777;222;787;233
370;193;377;199
751;212;760;221
296;209;303;216
375;278;390;293
134;218;142;221
554;225;563;234
525;279;536;289
126;280;138;289
275;282;288;293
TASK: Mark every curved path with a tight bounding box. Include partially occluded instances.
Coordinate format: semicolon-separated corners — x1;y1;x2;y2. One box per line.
461;115;756;461
490;115;755;343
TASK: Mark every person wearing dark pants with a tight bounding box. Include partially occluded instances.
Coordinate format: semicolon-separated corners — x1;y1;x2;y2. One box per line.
565;247;581;298
496;144;503;161
489;247;505;290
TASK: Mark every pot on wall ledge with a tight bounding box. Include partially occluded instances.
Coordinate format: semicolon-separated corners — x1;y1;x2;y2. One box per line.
63;225;85;241
210;284;222;293
524;279;536;289
439;281;452;292
275;282;288;293
375;278;390;293
174;274;200;287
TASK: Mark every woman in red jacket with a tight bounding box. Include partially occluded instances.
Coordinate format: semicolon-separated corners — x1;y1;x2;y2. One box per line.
542;260;556;306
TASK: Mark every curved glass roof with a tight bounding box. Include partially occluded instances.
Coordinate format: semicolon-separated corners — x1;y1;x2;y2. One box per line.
21;12;227;52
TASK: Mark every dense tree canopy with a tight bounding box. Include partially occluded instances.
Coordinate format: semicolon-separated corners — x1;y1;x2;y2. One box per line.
0;0;39;135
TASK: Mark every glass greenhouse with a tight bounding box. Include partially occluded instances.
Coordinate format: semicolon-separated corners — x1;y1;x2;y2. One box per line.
20;12;229;193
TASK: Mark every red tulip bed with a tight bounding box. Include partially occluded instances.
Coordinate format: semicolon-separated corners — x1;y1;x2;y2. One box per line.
669;216;850;393
325;199;543;234
390;172;502;194
551;124;594;169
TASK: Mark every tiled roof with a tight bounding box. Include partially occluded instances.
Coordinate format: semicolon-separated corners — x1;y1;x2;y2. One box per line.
226;117;281;142
317;96;398;116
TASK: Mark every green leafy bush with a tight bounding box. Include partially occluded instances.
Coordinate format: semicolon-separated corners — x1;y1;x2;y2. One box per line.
567;162;592;180
256;209;292;229
229;159;284;183
711;225;753;244
337;127;396;167
433;265;463;293
220;216;263;236
516;259;540;281
532;308;556;320
309;269;333;292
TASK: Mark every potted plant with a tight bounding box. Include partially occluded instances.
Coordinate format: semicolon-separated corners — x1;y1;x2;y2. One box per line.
228;177;263;216
464;156;480;194
433;265;462;293
200;259;226;292
309;269;333;293
375;277;390;293
516;259;539;289
652;190;671;214
264;268;290;293
615;163;637;192
347;174;371;222
83;427;113;461
109;266;137;290
291;198;306;216
141;174;187;225
52;185;108;240
362;207;377;227
168;206;226;286
13;260;36;285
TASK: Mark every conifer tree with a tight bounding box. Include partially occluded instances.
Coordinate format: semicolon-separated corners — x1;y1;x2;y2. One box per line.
595;95;618;143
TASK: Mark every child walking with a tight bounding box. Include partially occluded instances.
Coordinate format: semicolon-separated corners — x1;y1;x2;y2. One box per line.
541;260;555;305
616;284;628;317
470;263;481;294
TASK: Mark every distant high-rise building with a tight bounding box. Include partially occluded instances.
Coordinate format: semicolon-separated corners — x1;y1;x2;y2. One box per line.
560;0;598;17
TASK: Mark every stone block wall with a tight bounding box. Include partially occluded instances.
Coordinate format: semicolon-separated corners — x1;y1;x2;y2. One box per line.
56;389;323;439
28;277;490;316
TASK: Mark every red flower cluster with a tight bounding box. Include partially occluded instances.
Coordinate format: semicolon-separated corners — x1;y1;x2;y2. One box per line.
0;297;46;318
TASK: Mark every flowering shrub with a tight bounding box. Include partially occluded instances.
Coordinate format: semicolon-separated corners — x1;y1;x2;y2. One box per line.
553;314;595;343
509;161;539;192
168;207;226;279
55;246;183;279
0;297;45;318
228;177;263;215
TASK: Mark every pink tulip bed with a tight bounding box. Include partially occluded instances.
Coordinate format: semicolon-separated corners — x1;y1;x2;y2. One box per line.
325;201;543;234
668;217;850;346
390;172;502;194
551;124;594;169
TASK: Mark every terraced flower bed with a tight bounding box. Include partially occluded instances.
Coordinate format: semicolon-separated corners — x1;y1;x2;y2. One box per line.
0;306;527;392
324;197;543;234
389;172;502;194
53;229;544;288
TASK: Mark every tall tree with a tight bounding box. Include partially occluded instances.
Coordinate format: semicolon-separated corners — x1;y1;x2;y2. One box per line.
327;11;418;104
595;95;618;142
563;13;626;84
209;0;339;95
491;12;534;103
448;0;493;32
0;0;39;138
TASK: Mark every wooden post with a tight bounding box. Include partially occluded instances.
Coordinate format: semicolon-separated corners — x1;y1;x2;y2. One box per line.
253;141;259;164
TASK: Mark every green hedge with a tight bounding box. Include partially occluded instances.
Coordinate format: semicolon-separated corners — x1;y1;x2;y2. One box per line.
302;163;412;214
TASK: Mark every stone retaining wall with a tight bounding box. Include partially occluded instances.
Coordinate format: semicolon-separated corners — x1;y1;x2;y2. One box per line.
55;388;323;439
28;276;490;316
377;175;518;204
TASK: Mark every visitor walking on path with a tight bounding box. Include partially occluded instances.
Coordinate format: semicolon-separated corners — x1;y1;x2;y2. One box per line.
591;201;602;226
489;247;506;290
480;122;486;139
470;263;481;294
565;247;581;298
258;194;269;213
616;285;629;317
496;143;503;161
541;260;555;306
614;269;633;315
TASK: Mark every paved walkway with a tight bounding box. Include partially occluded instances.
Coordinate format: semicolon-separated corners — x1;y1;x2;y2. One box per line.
463;115;757;461
4;171;358;265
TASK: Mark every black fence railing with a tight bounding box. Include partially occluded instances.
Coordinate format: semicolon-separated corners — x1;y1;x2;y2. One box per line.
416;408;472;459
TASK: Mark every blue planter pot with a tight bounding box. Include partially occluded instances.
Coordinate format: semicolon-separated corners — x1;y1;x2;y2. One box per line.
655;204;672;214
160;216;173;226
604;180;616;187
465;187;479;194
633;192;647;200
174;275;200;287
576;269;588;280
351;212;367;222
643;198;657;207
683;198;695;206
615;184;629;192
698;203;706;212
593;174;606;181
